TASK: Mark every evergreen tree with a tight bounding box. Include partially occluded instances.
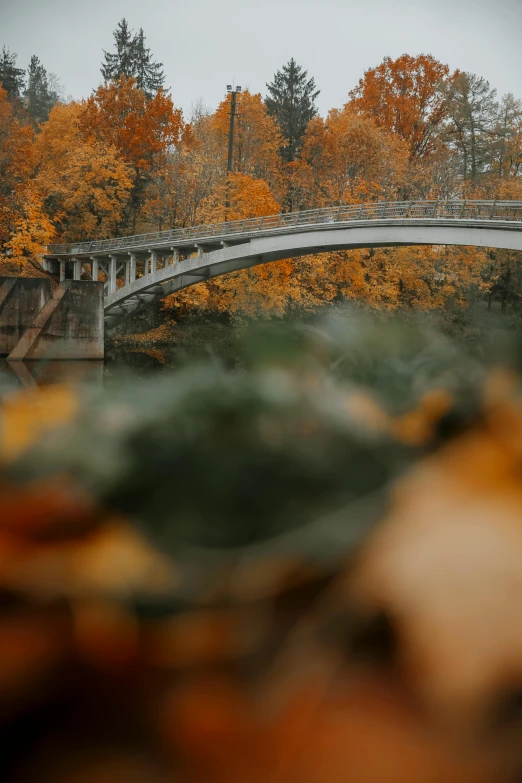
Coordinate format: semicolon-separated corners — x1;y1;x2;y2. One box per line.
24;55;59;125
133;28;165;100
444;72;498;183
101;19;165;99
101;18;136;81
0;47;25;101
265;58;319;162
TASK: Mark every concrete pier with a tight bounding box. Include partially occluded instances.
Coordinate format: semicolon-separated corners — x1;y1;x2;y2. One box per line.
0;278;51;356
0;278;104;361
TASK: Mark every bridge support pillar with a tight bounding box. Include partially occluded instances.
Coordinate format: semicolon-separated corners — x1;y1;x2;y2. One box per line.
172;248;179;263
59;261;66;282
7;281;104;361
91;257;99;282
151;251;157;274
129;253;136;283
196;244;204;258
109;255;117;294
73;258;82;281
143;256;149;276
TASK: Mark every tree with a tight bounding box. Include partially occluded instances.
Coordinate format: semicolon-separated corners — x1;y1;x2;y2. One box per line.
101;19;165;99
0;86;53;268
24;55;59;126
492;94;522;180
197;171;281;224
349;55;456;161
0;85;33;250
0;47;25;101
265;58;320;162
101;18;136;81
443;72;498;185
35;102;134;242
298;108;409;206
79;76;186;230
133;28;166;99
142;91;283;233
142;104;218;232
80;77;184;176
6;184;55;264
212;90;283;189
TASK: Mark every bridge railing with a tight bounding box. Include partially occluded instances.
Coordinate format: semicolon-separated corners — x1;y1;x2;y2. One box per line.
47;200;522;257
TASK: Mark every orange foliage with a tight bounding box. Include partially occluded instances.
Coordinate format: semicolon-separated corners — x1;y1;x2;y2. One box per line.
0;87;52;265
348;54;457;160
199;171;281;223
34;102;134;241
212;90;283;192
79;76;187;176
296;108;409;208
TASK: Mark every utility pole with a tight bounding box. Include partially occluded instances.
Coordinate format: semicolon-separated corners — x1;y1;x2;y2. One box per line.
225;84;241;216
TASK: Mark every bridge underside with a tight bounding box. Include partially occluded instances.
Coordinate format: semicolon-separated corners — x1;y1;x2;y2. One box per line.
45;220;522;329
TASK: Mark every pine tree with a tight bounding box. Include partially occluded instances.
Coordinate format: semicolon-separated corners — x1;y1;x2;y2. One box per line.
133;29;165;99
24;55;59;125
101;19;165;99
101;18;136;81
0;47;25;101
265;58;320;162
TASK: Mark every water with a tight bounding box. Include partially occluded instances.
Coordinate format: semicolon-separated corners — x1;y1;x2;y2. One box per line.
0;358;106;393
0;321;241;394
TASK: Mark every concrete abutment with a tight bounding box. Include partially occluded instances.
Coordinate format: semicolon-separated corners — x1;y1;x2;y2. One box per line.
0;278;104;361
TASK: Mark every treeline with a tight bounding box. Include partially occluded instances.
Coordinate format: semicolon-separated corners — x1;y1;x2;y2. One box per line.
0;20;521;318
0;47;62;124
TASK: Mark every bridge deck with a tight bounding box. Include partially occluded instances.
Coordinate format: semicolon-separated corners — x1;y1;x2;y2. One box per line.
43;200;522;329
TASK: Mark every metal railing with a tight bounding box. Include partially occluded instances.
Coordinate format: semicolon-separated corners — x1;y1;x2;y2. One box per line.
46;200;522;257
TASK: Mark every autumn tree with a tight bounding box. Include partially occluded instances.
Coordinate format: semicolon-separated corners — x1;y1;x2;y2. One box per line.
198;171;280;224
143;91;284;234
142;103;220;232
298;108;409;207
0;84;33;245
6;184;55;266
212;90;283;189
35;102;134;241
79;76;186;230
265;59;320;162
80;77;184;175
349;54;456;162
0;87;54;268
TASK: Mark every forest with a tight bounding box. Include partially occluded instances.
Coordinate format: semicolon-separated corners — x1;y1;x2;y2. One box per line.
1;19;522;322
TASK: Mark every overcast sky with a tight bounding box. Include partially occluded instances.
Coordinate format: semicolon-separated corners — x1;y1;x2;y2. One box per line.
1;0;521;117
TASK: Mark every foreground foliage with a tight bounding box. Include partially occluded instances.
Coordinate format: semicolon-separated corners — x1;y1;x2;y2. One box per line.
1;314;522;780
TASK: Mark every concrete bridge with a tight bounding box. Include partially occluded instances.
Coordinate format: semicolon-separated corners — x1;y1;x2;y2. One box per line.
43;200;522;329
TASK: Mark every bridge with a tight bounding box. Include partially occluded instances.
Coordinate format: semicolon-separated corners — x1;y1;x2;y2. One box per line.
44;200;522;329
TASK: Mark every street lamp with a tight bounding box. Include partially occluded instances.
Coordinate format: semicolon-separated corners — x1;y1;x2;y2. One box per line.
225;84;242;216
226;84;242;176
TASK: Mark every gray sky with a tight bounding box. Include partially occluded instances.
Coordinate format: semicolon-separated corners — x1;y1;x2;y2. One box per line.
1;0;521;117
